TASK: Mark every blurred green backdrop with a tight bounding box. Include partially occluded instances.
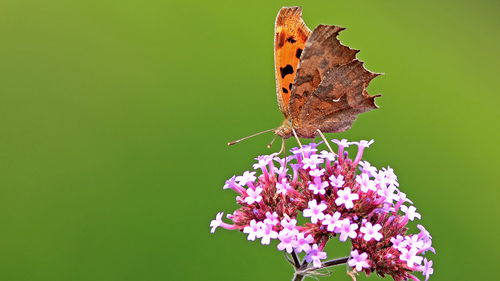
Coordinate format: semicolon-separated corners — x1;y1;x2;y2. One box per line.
0;0;498;280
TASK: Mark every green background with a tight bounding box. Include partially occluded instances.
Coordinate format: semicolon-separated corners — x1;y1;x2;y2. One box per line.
0;0;498;280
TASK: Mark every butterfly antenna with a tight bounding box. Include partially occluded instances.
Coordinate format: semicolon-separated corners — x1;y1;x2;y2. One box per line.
227;128;275;146
316;129;336;155
267;135;278;149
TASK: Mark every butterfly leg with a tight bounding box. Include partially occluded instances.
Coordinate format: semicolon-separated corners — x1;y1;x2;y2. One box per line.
277;137;286;155
316;129;336;155
291;128;305;159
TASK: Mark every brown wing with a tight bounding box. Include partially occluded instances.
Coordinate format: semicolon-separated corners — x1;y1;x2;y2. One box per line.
289;25;380;138
274;7;311;117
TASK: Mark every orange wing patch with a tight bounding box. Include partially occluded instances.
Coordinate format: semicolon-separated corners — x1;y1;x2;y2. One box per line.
274;7;311;117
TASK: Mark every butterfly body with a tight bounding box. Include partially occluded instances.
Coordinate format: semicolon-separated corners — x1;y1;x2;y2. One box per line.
273;7;380;139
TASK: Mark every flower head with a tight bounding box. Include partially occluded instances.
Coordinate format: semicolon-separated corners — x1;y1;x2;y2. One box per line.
210;139;436;281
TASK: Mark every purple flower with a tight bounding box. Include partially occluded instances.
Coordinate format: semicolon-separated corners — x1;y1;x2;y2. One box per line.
383;166;399;187
390;235;408;250
302;155;324;170
235;171;256;186
303;200;327;223
260;223;278;245
305;244;327;268
359;161;377;176
400;205;421;221
360;222;383;242
308;177;329;195
243;219;263;241
253;155;272;170
329;174;345;188
277;229;297;253
294;232;314;253
210;212;238;233
356;173;376;193
209;212;224;233
421;258;433;281
319;151;336;161
399;247;423;268
353;140;374;163
348;250;370;271
322;212;341;232
275;178;291;195
336;218;358;242
332;138;351;148
335;188;359;209
280;217;297;231
309;168;326;177
223;176;245;194
263;211;279;226
332;139;351;156
244;187;263;204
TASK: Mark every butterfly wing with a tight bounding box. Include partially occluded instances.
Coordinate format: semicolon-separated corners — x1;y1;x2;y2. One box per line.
290;25;380;138
274;7;311;117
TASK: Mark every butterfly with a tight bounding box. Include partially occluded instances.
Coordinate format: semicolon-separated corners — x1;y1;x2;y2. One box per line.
229;6;380;148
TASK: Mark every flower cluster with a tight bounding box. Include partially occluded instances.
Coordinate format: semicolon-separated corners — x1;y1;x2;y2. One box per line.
210;139;435;281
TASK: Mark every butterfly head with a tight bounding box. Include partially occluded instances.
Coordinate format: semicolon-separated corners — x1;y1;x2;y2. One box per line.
274;119;293;139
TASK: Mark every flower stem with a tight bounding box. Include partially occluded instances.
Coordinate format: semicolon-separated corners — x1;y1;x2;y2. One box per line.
292;273;305;281
291;257;350;280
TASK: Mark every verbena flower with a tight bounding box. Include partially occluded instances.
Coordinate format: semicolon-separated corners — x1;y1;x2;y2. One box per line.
210;139;435;281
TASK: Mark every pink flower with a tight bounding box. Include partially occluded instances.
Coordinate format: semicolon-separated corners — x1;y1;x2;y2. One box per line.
360;222;383;241
356;173;376;193
319;151;336;161
400;205;421;221
209;212;238;233
305;244;327;268
260;223;278;245
421;258;433;281
264;211;279;226
399;247;423;268
336;218;358;242
303;200;327;223
308;177;329;195
244;187;262;204
294;232;314;253
209;212;224;233
280;217;297;231
302;155;324;170
348;250;370;271
390;235;407;250
277;229;297;253
223;176;245;194
235;171;256;186
243;220;263;241
322;212;341;232
329;174;345;188
309;168;326;177
253;155;272;170
335;188;359;209
383;166;399;187
359;161;378;176
353;140;374;163
275;178;291;195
